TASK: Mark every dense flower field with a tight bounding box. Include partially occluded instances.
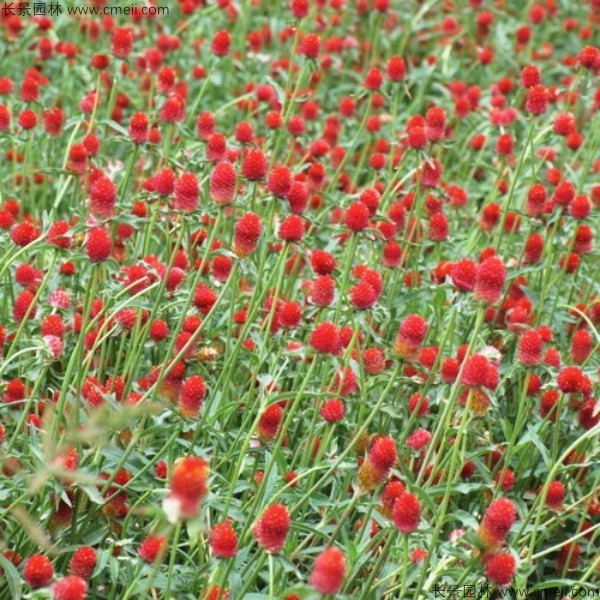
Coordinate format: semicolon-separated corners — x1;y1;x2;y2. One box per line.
0;0;598;598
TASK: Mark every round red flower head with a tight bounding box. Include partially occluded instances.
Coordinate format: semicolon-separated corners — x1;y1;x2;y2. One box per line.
209;520;238;558
50;576;88;600
478;497;516;549
484;552;516;587
252;504;290;554
23;554;53;588
392;491;421;533
310;547;346;595
164;456;209;522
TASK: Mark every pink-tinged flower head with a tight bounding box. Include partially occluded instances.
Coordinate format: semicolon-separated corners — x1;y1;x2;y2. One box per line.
241;149;267;181
267;165;292;197
525;85;548;115
89;175;116;219
209;161;236;205
290;0;309;18
310;547;346;595
42;107;64;136
392;492;421;533
368;436;397;473
517;329;543;366
570;329;592;364
474;257;505;304
129;112;148;144
406;428;432;451
233;212;261;257
50;576;88;600
173;172;199;212
165;456;209;521
159;95;185;122
252;504;290;553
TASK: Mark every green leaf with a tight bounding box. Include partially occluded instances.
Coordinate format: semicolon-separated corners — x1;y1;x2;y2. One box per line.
0;554;22;600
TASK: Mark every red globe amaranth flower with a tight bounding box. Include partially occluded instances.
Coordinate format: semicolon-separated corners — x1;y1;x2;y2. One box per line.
209;521;238;558
345;201;370;231
525;85;548;114
23;554;53;588
367;436;397;474
166;456;209;520
474;257;505;304
173;172;199;212
289;0;308;17
129;112;148;144
69;546;97;578
544;480;565;510
484;552;516;587
241;149;267;181
300;34;320;59
278;215;305;242
252;504;290;553
179;375;206;418
85;228;111;262
386;56;406;81
138;535;168;563
556;366;584;394
10;222;40;247
42;107;65;136
517;329;543;365
309;322;339;354
451;258;477;291
210;162;237;205
111;28;133;58
89;175;116;219
50;576;88;600
310;547;346;595
211;30;230;57
578;46;599;69
267;165;292;197
478;497;516;549
320;398;344;422
392;492;421;533
570;329;591;364
394;314;428;358
233;212;261;257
